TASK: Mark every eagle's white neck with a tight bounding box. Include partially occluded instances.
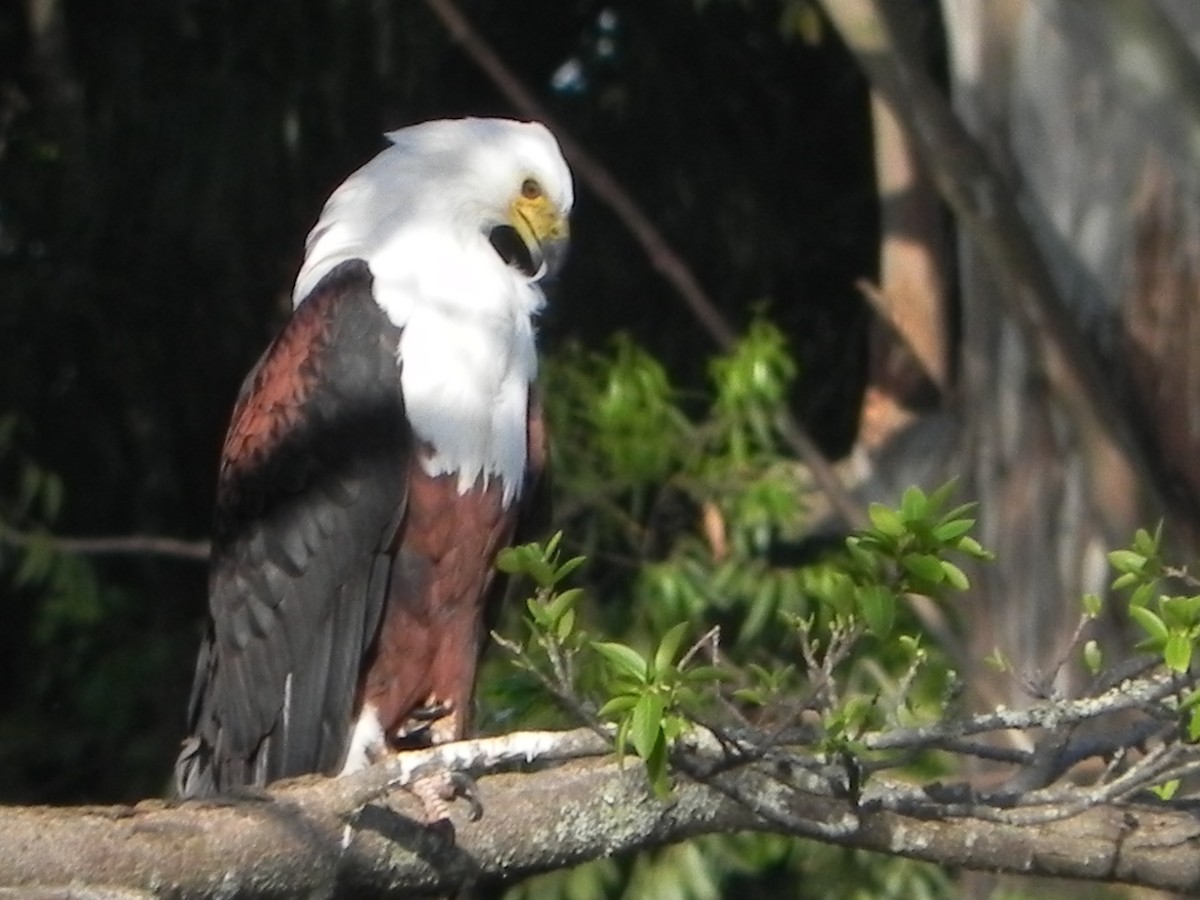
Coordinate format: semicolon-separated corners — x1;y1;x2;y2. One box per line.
371;226;542;507
298;219;542;508
289;119;572;506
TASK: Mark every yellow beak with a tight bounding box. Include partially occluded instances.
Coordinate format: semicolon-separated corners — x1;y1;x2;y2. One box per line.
509;193;570;281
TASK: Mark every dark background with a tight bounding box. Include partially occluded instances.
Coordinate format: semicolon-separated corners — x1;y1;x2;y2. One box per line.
0;0;876;804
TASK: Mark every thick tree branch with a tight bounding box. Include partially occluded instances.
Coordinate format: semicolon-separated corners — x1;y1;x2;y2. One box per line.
5;726;1200;897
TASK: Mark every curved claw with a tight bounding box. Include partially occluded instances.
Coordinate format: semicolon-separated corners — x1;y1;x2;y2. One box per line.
410;769;483;826
450;771;483;822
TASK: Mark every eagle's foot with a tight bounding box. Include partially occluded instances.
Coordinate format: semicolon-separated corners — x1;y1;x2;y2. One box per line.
394;697;456;746
410;769;483;826
409;699;453;722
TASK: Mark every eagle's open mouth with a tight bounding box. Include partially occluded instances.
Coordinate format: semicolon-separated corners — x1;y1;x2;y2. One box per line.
488;224;539;278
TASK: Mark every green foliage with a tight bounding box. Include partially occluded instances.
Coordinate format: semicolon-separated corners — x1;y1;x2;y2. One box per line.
494;324;989;897
1107;525;1200;674
498;534;726;798
0;417;180;803
542;337;690;492
1100;525;1200;753
854;483;992;602
708;316;798;467
593;621;725;797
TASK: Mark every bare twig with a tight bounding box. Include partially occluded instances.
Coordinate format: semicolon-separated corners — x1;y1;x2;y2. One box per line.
679;625;721;670
865;671;1192;752
0;522;209;562
490;632;606;737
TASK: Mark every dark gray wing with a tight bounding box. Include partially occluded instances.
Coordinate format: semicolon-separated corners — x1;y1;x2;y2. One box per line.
176;259;408;797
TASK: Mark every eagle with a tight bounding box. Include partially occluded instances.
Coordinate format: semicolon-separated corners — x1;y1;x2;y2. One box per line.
175;118;573;802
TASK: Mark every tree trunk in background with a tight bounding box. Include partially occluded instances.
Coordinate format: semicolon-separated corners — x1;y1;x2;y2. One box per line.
827;2;1200;893
855;88;949;455
939;0;1104;706
932;0;1200;681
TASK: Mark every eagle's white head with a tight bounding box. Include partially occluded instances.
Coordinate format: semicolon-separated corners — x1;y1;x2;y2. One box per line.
292;117;573;319
292;118;574;504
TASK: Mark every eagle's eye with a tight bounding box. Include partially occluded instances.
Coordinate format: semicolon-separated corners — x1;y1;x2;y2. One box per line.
521;178;542;200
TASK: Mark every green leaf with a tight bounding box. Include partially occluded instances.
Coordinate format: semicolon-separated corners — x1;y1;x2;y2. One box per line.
955;535;991;559
931;518;975;542
939;501;977;524
900;486;927;522
661;713;687;744
927;480;960;512
740;575;779;643
1164;632;1193;673
496;545;531;575
554;555;586;582
597;694;639;718
40;472;63;520
546;587;583;623
630;692;666;761
1081;593;1103;618
529;559;557;589
14;532;55;586
17;465;42;515
867;503;906;538
1083;640;1102;675
1189;707;1200;742
1112;572;1139;592
1108;549;1147;575
838;696;874;737
1128;605;1169;645
556;607;576;642
653;622;690;677
940;560;970;591
1133;526;1160;558
857;584;895;639
1152;779;1180;801
592;641;648;681
844;536;877;575
1129;584;1156;609
645;730;671;798
901;553;945;584
614;717;630;759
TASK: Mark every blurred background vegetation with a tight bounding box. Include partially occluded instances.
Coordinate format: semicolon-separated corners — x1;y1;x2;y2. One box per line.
5;1;1200;898
0;0;877;808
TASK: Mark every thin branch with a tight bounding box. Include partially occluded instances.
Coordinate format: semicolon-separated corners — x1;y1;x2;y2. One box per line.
422;0;867;531
0;522;209;562
865;671;1191;752
422;0;734;348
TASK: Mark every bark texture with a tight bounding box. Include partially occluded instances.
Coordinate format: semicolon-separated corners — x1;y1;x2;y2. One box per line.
4;730;1200;897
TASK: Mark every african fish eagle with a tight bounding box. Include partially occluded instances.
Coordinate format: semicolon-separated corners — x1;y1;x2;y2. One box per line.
175;118;573;800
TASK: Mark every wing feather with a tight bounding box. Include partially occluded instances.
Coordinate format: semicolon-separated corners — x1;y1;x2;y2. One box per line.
176;259;408;797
